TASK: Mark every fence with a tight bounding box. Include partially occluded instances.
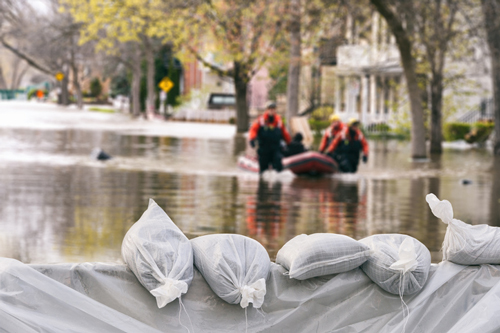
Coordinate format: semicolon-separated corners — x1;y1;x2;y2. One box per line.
0;90;27;100
170;109;236;123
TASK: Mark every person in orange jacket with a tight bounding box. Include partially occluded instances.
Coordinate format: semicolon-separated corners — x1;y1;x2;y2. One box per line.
326;118;368;173
249;102;291;174
319;114;345;153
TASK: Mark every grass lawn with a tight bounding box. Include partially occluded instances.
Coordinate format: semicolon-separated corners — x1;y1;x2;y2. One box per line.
88;107;115;113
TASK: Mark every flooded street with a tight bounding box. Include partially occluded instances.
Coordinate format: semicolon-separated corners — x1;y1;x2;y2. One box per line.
1;102;499;264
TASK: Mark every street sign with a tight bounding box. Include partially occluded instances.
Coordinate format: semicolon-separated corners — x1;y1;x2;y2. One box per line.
158;77;174;92
55;72;64;81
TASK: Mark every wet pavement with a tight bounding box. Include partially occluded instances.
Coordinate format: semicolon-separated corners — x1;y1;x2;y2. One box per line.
1;101;499;263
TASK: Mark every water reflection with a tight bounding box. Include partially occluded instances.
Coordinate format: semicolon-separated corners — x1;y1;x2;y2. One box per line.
0;122;498;264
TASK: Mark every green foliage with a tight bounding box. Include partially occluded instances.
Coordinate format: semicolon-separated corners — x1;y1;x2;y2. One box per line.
90;78;102;98
268;64;288;102
140;48;182;111
88;107;115;113
308;119;330;134
310;106;334;121
109;71;130;98
443;122;471;141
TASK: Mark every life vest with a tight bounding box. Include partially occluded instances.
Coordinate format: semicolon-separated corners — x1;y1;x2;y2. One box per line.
336;128;364;156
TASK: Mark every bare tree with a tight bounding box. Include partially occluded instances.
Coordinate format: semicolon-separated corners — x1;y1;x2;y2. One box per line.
413;0;461;154
0;0;92;107
286;0;301;126
370;0;427;158
187;0;286;133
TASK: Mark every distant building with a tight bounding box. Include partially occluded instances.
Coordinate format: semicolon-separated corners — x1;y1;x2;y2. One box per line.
320;11;492;126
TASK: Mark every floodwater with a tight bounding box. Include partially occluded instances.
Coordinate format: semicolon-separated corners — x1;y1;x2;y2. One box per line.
1;102;499;264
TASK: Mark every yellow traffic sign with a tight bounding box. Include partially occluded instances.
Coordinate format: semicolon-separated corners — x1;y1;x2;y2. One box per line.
158;77;174;92
55;72;64;81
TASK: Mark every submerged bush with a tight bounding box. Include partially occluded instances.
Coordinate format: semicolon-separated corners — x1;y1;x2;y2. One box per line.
443;122;471;141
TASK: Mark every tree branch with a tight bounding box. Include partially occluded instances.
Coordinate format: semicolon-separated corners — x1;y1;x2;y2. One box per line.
186;45;232;77
0;38;53;75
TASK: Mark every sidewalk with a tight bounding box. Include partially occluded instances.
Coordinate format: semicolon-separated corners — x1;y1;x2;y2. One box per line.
0;101;237;140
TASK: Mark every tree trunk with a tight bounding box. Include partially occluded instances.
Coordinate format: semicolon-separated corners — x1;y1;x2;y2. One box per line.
131;54;142;117
491;156;500;226
371;0;427;159
430;73;443;154
70;41;83;110
286;0;301;131
71;63;83;109
60;73;69;105
145;40;156;118
234;61;249;133
481;0;500;155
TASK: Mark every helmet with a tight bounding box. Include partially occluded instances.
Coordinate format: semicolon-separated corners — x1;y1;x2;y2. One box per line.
266;101;277;109
348;117;360;126
329;114;341;122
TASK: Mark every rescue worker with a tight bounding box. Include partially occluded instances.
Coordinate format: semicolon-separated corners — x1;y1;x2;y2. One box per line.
249;102;291;174
319;114;345;153
283;132;307;157
325;118;368;173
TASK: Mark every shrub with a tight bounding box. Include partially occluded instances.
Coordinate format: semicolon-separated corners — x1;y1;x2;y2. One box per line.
310;106;334;121
443;122;471;141
308;119;330;134
90;78;103;98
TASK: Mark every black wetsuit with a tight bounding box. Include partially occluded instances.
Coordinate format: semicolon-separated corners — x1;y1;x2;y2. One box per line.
257;125;284;173
331;129;363;173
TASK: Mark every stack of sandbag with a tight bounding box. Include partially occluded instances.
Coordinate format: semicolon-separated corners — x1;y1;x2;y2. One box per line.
359;234;431;295
121;199;193;308
276;233;372;280
427;193;500;265
191;234;270;308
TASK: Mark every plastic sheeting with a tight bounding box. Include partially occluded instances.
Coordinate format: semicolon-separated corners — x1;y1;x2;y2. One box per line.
2;257;500;332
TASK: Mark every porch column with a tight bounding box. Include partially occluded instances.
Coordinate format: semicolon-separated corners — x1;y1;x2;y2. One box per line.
335;75;341;113
388;78;394;117
370;74;377;116
361;74;369;125
344;76;351;114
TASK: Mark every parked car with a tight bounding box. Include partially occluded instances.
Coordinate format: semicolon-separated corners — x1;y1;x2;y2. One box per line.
207;93;236;110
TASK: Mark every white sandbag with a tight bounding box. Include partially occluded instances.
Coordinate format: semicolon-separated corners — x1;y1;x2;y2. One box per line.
276;233;372;280
191;234;270;308
121;199;193;308
427;193;500;265
360;234;431;295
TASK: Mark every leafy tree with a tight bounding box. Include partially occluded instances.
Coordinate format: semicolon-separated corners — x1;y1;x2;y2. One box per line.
369;0;479;156
184;0;286;132
64;0;191;116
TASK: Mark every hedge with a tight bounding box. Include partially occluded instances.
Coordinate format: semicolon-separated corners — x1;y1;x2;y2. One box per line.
443;122;471;141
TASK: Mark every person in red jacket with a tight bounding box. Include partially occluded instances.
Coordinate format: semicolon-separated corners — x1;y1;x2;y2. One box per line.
326;118;368;173
319;114;345;153
249;102;291;174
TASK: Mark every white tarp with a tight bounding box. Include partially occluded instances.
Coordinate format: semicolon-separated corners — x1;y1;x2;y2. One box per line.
2;257;500;332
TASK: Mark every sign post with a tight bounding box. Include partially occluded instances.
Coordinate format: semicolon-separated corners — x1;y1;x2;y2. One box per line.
158;77;174;117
